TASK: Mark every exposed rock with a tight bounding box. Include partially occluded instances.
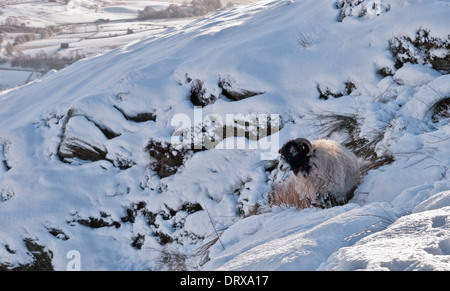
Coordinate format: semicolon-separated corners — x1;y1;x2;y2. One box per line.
57;114;108;163
113;105;156;123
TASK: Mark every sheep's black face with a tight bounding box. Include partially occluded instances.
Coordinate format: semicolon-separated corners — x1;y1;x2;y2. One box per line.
278;140;312;175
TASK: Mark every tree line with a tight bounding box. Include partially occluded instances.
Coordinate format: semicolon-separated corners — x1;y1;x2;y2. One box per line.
138;0;225;20
8;50;85;71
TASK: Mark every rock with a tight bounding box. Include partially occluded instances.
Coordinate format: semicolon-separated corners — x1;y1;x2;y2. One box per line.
57;115;108;163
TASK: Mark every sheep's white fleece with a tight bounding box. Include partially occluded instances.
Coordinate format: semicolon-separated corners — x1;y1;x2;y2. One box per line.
272;139;360;208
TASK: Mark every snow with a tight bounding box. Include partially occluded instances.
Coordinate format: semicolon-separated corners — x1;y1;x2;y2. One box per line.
319;205;450;271
0;0;450;271
413;190;450;213
0;70;38;91
204;203;397;271
393;63;442;87
0;1;194;91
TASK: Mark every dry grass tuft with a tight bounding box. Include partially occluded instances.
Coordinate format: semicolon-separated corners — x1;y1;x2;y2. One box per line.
313;113;394;175
429;97;450;123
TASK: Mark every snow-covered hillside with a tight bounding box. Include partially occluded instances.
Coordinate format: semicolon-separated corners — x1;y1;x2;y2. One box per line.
0;0;198;91
0;0;449;271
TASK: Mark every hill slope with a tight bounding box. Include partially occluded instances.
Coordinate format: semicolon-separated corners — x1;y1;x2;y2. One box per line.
0;0;450;270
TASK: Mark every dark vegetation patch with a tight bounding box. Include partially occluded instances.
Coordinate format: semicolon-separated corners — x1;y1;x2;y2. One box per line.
234;178;263;218
122;201;203;225
429;97;450;124
121;201;204;249
68;211;121;229
0;238;54;271
180;202;203;214
189;78;219;107
390;28;450;72
131;234;145;250
155;231;174;245
113;155;136;170
158;247;189;271
46;227;69;241
0;186;15;202
317;81;357;100
376;66;395;78
314;113;394;175
121;201;154;224
0;139;11;172
145;139;197;178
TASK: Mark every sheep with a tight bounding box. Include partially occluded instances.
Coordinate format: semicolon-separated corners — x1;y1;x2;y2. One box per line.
270;138;360;209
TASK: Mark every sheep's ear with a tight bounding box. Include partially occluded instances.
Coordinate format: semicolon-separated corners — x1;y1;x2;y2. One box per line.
306;145;312;157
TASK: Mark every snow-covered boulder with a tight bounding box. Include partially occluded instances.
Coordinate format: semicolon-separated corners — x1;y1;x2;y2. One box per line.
319;206;450;271
393;64;441;87
57;115;108;163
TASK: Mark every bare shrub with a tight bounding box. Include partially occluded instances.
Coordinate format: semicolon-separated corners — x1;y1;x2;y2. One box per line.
317;81;356;100
3;16;21;27
296;24;324;49
429;97;450;123
145;139;197;178
297;30;314;49
0;238;54;271
10;51;85;72
189;79;218;107
158;247;189;270
390;28;450;72
68;212;121;229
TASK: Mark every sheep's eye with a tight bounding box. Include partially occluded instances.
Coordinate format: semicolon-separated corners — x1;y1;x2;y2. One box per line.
289;146;298;156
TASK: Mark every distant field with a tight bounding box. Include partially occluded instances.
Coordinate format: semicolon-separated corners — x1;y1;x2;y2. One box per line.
1;0;260;90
